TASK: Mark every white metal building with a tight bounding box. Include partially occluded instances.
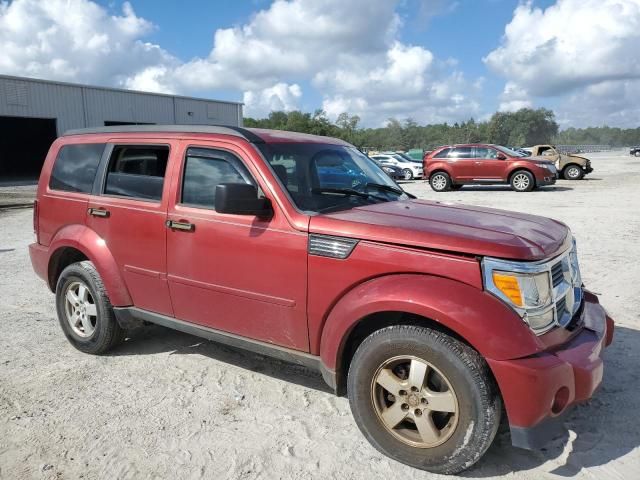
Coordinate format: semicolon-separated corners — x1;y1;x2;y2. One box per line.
0;75;243;181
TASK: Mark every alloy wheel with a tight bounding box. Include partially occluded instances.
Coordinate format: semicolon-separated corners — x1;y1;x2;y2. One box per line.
64;281;98;337
431;174;447;191
513;173;530;191
566;166;581;179
371;355;459;448
403;169;413;180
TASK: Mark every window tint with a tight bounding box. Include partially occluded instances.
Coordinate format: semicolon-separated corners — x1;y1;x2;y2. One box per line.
434;148;451;158
181;148;253;208
474;147;498;159
448;147;473;159
49;143;105;193
104;145;169;201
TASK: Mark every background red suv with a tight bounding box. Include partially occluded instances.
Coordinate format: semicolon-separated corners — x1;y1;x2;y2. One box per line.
424;144;558;192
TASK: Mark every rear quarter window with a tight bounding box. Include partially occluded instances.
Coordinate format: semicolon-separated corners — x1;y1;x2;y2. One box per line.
49;143;105;193
433;148;451;158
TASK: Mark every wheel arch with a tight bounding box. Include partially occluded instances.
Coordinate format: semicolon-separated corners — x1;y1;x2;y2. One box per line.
319;274;541;395
46;225;132;306
508;167;534;182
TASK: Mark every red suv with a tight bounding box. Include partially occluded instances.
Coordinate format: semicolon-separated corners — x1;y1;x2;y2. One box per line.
30;126;613;474
425;144;558;192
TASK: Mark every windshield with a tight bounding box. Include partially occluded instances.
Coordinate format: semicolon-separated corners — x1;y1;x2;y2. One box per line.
258;143;408;214
495;145;525;157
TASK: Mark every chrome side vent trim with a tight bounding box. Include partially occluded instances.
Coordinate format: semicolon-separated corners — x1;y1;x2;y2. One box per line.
309;234;359;259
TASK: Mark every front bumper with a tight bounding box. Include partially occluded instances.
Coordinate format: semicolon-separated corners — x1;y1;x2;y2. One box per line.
487;291;614;450
537;174;557;186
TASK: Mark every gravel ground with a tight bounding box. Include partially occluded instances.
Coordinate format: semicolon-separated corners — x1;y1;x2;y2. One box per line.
1;150;639;479
0;184;36;208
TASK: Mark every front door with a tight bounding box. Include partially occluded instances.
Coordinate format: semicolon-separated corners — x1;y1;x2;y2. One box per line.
165;141;309;350
471;147;509;181
86;141;174;315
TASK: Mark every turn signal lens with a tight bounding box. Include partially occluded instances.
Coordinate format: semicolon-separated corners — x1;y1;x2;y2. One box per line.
493;273;523;307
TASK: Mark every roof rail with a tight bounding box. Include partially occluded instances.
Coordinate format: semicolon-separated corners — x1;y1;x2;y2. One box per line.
62;124;265;143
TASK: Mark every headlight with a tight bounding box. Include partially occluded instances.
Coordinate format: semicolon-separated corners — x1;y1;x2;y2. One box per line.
483;257;556;334
383;167;393;173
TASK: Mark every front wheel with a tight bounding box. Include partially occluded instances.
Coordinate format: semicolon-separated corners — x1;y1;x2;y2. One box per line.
563;164;584;180
402;169;414;180
347;325;501;474
510;170;535;192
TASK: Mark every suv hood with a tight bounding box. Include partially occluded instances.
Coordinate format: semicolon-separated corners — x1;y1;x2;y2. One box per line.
310;200;569;261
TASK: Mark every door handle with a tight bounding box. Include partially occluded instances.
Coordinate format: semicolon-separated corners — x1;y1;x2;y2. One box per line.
88;208;110;218
166;220;195;232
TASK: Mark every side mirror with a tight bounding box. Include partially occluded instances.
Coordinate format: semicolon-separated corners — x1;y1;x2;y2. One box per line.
215;184;273;218
496;153;507;160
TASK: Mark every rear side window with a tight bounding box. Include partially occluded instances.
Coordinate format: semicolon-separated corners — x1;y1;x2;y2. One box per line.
433;148;451;158
448;147;473;158
49;143;105;193
181;148;253;209
104;145;169;201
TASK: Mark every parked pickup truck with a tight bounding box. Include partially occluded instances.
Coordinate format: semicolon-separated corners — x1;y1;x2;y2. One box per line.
30;125;614;475
523;145;593;180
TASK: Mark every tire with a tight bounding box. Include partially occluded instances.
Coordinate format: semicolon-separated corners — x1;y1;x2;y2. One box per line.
510;170;535;192
402;169;414;180
347;325;501;475
55;261;125;354
635;151;640;157
563;164;584;180
429;172;451;192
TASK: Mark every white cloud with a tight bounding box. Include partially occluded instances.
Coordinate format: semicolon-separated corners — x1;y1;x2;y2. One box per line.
485;0;640;125
243;83;302;118
0;0;176;88
0;0;482;125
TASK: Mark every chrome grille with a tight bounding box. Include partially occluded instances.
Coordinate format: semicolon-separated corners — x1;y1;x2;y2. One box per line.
551;261;564;287
308;234;359;259
555;296;567;323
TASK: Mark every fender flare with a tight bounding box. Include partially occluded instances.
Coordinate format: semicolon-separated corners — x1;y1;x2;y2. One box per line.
319;274;541;371
47;224;132;306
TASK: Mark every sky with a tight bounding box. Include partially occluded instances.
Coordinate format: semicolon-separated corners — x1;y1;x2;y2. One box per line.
1;0;639;128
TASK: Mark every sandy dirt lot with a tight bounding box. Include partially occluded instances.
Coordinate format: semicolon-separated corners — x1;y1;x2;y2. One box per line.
1;150;639;479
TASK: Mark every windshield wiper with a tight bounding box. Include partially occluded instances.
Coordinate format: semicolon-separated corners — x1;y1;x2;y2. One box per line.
365;183;404;195
311;188;388;202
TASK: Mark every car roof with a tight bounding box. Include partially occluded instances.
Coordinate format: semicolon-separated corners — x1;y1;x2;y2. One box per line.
62;124;351;146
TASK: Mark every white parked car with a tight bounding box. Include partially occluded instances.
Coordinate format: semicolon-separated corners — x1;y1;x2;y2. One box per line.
370;153;423;180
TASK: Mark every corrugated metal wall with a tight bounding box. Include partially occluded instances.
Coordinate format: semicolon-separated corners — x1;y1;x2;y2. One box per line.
0;75;243;135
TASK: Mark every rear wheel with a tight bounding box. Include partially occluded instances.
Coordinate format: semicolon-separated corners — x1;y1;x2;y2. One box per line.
510;170;534;192
430;172;451;192
55;261;125;354
563;164;584;180
347;325;501;474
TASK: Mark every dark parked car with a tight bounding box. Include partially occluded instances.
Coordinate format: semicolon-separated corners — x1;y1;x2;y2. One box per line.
371;157;404;180
631;146;640;157
30;125;613;474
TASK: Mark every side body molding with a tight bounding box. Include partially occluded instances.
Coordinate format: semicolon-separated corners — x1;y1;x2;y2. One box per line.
47;224;132;306
319;274;542;371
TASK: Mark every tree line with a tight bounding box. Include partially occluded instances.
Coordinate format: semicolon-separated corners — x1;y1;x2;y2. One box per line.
244;108;640;150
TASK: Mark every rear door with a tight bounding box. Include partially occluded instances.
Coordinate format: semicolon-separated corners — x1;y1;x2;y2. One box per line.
472;147;509;181
165;140;309;350
86;140;174;315
446;147;475;181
